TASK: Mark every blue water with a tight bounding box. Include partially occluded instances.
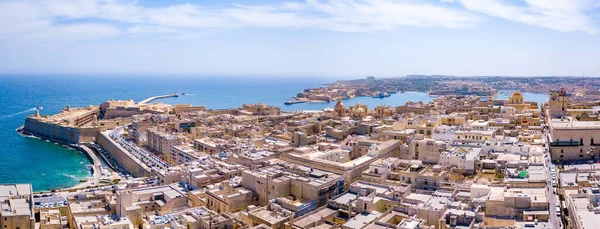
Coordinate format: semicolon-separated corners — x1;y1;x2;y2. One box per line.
0;75;547;191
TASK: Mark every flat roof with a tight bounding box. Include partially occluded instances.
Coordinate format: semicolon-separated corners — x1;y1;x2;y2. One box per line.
343;212;381;229
571;196;598;229
0;184;32;196
551;118;600;129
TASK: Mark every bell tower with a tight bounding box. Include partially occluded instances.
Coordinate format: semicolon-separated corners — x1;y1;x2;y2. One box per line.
548;88;568;118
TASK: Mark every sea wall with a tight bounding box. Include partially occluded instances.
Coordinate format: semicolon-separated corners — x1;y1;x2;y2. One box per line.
22;117;80;144
97;131;152;177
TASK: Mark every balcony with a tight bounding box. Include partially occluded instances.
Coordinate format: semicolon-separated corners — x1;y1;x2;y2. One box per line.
550;140;580;147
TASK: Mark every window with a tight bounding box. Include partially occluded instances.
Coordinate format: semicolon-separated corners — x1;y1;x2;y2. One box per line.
592;138;595;145
580;139;584;146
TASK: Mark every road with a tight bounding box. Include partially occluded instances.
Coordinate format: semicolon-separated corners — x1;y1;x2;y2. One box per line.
75;145;103;188
110;126;168;170
35;195;67;205
542;128;562;229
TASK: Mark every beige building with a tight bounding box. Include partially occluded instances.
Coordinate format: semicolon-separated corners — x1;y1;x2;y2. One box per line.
242;104;281;116
333;99;346;117
116;185;188;226
280;140;401;185
245;204;293;229
547;89;600;161
147;128;182;162
39;209;64;229
0;184;35;229
485;187;549;221
547;89;569;118
548;117;600;161
72;215;135;229
409;138;447;163
193;138;220;154
241;168;345;207
143;206;236;229
348;102;368;119
503;91;539;111
170;145;205;166
172;104;206;115
203;181;254;213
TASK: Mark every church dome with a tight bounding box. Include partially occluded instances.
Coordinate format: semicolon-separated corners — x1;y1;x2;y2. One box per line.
335;98;344;107
510;91;524;103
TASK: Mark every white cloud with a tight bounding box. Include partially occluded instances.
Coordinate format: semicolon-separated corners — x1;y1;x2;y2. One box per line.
0;0;481;42
0;0;597;44
455;0;597;34
28;24;121;41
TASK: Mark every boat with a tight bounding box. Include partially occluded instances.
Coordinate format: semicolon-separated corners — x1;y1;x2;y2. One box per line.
37;105;43;110
373;92;390;98
285;100;306;105
181;93;186;95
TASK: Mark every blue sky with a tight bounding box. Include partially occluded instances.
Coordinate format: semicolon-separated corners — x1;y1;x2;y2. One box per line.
1;0;600;78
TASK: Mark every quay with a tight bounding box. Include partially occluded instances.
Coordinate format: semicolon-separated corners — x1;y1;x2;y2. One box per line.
138;93;179;104
70;144;102;186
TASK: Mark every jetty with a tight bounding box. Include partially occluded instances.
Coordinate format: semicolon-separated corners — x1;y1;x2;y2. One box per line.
138;93;179;104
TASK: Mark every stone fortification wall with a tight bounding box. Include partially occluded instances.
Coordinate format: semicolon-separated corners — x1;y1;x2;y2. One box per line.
97;132;151;177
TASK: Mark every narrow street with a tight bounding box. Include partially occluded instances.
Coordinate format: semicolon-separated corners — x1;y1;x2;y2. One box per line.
542;128;562;229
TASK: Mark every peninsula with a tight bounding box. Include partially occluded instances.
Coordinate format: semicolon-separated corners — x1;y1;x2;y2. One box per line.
286;75;600;104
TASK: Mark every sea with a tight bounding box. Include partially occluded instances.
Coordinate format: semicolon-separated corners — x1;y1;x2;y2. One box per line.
0;75;549;191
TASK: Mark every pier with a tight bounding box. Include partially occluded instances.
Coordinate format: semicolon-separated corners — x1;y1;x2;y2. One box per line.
138;93;179;104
